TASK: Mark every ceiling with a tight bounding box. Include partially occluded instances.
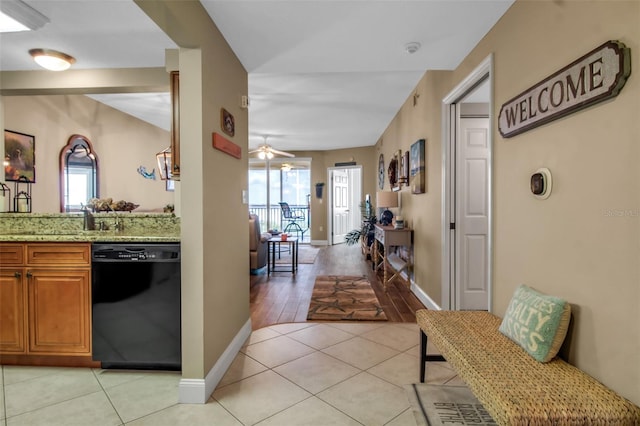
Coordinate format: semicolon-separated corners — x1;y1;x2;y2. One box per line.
0;0;513;152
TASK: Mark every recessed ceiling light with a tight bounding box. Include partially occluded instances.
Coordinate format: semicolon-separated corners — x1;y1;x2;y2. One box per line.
29;48;76;71
405;42;421;54
0;0;48;33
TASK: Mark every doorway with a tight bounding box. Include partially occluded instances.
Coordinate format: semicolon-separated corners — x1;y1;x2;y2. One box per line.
327;166;362;245
442;55;493;311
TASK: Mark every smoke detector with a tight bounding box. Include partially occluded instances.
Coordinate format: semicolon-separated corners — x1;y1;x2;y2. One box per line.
404;42;421;54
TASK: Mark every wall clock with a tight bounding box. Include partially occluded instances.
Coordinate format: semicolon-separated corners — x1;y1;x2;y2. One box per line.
378;153;385;189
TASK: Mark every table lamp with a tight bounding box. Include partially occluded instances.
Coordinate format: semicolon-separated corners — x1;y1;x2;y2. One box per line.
376;191;398;226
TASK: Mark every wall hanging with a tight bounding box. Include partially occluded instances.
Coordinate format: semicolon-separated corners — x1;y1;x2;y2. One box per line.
220;108;235;137
410;139;426;194
378;153;385;189
498;40;631;138
388;153;399;192
137;166;156;180
4;130;35;183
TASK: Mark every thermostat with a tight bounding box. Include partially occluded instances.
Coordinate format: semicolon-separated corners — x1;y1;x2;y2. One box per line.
531;168;552;200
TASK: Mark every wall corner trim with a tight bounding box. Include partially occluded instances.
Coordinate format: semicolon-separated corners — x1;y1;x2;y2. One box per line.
411;283;441;311
178;318;252;404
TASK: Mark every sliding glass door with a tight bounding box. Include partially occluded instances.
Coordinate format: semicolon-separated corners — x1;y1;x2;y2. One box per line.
249;158;311;241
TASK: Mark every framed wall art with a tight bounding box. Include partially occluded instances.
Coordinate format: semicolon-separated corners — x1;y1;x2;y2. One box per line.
388;152;399;192
399;150;409;185
4;130;35;182
221;108;235;137
170;71;180;179
410;139;425;194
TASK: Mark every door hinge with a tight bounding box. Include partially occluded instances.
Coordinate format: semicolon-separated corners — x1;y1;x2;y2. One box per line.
450;223;456;230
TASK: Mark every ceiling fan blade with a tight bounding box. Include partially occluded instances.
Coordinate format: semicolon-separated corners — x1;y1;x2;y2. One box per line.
271;148;295;158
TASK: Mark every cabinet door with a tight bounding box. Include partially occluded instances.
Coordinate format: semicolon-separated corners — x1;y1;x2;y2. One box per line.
27;269;91;355
0;268;27;353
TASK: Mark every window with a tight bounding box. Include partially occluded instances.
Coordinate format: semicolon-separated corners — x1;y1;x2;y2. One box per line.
248;158;311;234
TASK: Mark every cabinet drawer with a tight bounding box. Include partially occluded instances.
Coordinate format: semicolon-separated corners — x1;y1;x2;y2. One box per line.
26;244;91;266
0;244;24;265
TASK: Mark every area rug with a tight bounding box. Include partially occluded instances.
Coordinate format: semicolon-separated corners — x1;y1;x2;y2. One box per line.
307;275;387;321
405;384;496;426
275;244;319;264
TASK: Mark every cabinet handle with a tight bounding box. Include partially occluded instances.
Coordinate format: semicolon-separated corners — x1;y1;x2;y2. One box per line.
14;271;21;278
26;271;33;278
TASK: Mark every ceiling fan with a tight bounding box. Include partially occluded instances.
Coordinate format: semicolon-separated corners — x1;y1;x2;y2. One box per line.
249;136;295;159
280;162;301;171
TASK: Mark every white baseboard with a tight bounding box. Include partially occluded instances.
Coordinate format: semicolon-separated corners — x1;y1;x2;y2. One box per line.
410;282;441;311
178;318;252;404
310;240;328;246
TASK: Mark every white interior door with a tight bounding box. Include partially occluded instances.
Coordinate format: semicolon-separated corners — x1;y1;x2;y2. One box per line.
456;117;490;310
331;169;350;244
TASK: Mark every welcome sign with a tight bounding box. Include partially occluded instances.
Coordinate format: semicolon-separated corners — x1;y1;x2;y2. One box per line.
499;40;631;138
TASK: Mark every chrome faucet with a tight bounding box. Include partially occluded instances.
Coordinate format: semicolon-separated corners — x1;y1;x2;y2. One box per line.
81;204;95;231
106;203;125;232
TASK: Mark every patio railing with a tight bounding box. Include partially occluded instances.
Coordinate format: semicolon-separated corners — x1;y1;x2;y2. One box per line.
249;204;309;234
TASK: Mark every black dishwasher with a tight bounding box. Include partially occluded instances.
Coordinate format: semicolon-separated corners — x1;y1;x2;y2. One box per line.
91;243;181;370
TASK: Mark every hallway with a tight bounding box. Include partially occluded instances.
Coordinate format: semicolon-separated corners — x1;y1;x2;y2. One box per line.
250;243;425;330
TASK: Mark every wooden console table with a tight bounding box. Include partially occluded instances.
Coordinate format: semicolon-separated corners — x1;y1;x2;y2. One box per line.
372;224;413;291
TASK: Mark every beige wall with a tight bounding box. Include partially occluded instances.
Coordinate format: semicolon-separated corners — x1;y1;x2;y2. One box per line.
375;70;452;304
137;0;250;380
382;0;639;404
290;146;376;241
3;95;174;212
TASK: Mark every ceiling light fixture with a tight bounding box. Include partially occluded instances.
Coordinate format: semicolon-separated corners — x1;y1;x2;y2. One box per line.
29;48;76;71
0;0;48;33
258;149;274;160
404;42;421;54
250;136;295;159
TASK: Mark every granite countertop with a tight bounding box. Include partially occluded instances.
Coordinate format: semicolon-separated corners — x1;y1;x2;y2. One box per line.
0;212;180;243
0;230;180;243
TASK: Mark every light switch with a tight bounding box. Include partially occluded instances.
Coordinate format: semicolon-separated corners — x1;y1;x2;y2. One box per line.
242;190;248;204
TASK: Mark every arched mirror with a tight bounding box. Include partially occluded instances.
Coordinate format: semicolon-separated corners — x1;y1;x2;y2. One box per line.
59;134;99;212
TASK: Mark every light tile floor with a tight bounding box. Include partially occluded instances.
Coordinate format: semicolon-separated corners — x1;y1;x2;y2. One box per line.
0;322;465;426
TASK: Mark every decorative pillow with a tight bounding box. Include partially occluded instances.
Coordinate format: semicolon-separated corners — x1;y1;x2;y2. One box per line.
499;285;571;362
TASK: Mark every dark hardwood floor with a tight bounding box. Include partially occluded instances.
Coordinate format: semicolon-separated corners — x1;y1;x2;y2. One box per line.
249;243;426;330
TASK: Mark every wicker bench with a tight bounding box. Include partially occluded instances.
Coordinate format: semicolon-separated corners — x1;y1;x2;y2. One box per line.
416;309;640;425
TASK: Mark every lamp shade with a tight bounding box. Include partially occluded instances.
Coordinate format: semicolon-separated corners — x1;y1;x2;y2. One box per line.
376;191;398;208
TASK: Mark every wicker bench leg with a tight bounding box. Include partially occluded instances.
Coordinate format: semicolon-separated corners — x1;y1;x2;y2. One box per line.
420;329;446;383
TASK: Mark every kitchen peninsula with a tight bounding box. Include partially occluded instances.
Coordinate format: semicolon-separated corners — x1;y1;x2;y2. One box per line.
0;213;180;368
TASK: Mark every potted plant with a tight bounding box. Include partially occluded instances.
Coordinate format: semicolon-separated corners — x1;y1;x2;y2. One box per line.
345;200;377;256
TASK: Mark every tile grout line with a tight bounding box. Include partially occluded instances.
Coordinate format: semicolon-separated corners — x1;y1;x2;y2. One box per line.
91;368;127;426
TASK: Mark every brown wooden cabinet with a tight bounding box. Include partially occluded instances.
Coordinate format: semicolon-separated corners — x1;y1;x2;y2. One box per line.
0;267;26;353
0;243;92;360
